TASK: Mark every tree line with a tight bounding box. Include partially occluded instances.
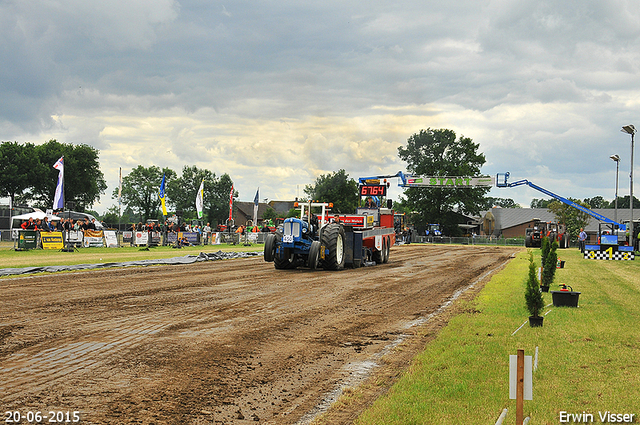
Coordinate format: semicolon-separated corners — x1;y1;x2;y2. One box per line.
5;132;629;237
113;165;235;225
0;140;237;226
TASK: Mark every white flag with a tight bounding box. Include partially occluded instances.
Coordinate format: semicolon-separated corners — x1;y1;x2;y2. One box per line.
52;156;64;210
118;167;122;204
253;188;259;225
196;179;204;219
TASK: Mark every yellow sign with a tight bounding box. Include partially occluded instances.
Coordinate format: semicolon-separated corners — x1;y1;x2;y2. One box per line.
41;232;64;250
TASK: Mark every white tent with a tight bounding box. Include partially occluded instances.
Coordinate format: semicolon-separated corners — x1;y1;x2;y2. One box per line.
11;210;61;232
12;210;61;222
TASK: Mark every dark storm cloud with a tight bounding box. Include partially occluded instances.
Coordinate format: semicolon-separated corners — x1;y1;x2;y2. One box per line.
2;0;640;209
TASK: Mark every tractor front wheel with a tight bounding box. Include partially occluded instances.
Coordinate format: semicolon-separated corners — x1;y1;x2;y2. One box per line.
309;240;321;270
321;224;345;271
273;231;297;269
264;233;276;262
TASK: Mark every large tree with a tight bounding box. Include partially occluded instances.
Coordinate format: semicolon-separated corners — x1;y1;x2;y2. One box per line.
166;165;235;225
0;142;38;206
303;169;359;213
583;196;610;209
548;198;591;239
398;128;489;236
9;140;106;210
480;197;521;209
207;173;236;226
531;198;553;209
115;165;176;222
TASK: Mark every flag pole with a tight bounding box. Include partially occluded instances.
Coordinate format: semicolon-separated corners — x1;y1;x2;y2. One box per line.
118;167;122;235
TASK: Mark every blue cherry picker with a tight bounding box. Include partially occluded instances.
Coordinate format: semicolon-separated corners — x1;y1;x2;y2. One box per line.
496;172;634;260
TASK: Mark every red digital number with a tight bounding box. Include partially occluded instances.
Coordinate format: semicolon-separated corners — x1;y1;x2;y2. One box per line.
361;185;386;196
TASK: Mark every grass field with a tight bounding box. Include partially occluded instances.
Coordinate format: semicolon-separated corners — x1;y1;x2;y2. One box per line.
353;248;640;424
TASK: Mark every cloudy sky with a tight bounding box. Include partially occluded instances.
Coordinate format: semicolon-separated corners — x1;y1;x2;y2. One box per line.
2;0;640;213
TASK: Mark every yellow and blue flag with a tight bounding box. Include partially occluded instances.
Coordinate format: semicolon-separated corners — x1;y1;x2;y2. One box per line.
159;173;167;216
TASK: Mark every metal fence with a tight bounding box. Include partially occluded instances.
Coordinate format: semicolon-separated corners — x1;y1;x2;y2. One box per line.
413;235;527;246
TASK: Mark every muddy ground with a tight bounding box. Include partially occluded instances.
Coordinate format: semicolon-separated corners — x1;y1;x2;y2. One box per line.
1;244;519;424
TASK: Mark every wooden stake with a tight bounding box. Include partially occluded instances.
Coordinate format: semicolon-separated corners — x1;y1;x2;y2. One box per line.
516;349;524;425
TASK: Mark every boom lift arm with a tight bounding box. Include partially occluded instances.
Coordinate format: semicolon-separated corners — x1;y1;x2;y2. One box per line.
358;172;493;188
496;172;626;231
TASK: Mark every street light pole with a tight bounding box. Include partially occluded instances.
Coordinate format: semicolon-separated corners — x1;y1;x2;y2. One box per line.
611;154;620;224
622;125;636;250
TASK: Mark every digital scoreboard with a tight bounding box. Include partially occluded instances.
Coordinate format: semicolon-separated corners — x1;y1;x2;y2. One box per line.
359;185;387;197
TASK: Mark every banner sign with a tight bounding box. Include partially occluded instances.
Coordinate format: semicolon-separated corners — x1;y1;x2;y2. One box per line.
41;232;64;250
67;230;84;244
83;229;104;248
122;231;133;243
134;231;149;246
405;176;494;188
17;230;38;250
104;230;118;248
151;231;161;245
166;232;200;245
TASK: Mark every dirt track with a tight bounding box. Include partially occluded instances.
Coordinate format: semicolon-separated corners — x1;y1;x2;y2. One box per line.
1;244;518;424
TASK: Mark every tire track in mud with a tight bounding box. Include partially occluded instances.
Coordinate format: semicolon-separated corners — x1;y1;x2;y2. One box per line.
0;245;519;424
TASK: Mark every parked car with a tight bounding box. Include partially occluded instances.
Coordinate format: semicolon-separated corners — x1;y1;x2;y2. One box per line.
55;210;104;229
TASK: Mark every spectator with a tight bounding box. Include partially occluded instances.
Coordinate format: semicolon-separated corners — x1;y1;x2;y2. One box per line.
203;223;212;245
578;228;587;253
261;222;271;232
21;218;35;230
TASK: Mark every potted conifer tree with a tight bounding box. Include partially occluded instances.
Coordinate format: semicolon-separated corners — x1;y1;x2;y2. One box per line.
541;236;550;266
540;240;559;292
525;251;545;327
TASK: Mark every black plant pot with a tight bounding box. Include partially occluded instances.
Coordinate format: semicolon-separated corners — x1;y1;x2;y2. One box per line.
551;290;580;307
540;285;550;293
529;316;544;327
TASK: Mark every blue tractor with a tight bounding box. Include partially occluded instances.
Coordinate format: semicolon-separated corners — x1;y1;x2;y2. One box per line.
263;202;346;270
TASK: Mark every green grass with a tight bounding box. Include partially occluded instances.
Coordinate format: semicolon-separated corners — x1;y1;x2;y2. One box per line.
0;241;261;269
356;249;640;424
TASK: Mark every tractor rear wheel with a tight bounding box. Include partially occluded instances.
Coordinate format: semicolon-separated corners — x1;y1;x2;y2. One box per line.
382;236;390;263
525;235;533;247
372;246;383;264
321;224;345;270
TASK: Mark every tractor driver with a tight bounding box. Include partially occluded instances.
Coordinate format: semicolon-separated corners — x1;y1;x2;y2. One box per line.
365;197;375;208
310;213;319;230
